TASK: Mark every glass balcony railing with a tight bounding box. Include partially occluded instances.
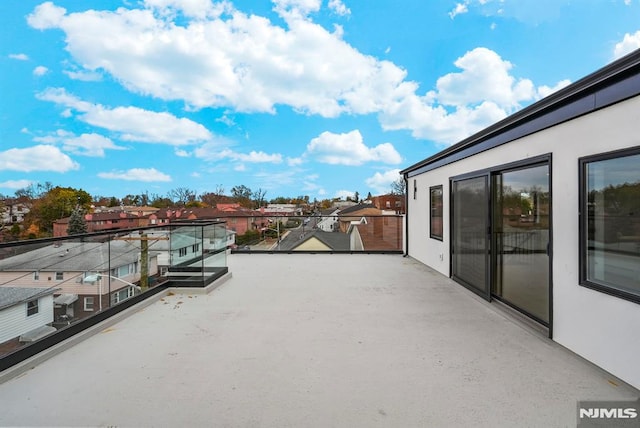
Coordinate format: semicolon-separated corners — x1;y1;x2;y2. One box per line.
229;214;404;253
0;221;228;364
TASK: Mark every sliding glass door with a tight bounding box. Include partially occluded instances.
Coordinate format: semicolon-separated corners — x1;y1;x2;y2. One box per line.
492;164;550;324
451;159;551;327
451;175;490;298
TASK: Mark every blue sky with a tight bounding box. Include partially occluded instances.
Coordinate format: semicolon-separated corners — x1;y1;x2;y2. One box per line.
1;0;640;202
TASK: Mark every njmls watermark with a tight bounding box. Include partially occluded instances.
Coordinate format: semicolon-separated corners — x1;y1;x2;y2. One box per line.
577;399;640;427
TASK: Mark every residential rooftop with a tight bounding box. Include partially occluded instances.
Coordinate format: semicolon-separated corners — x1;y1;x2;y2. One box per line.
0;254;637;427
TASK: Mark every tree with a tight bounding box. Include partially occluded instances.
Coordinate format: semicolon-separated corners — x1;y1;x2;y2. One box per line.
169;187;196;206
231;185;252;207
150;193;172;208
390;176;406;196
270;196;289;204
252;188;267;208
25;186;92;236
200;185;226;207
67;206;88;235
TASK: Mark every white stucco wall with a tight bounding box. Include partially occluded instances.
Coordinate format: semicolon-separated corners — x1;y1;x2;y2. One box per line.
406;94;640;389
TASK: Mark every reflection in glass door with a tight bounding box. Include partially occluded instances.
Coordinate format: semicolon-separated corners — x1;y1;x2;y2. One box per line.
452;175;489;298
492;164;550;324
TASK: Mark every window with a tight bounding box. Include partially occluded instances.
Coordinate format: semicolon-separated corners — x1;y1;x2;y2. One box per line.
27;299;39;316
192;244;200;253
33;271;40;281
580;148;640;304
430;185;444;240
55;272;64;281
111;287;135;305
179;247;187;257
84;297;94;311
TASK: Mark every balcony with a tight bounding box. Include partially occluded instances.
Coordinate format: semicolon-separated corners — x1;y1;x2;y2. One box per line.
0;249;638;426
0;222;228;358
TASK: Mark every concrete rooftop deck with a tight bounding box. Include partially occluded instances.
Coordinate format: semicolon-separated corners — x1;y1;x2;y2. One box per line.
0;254;638;427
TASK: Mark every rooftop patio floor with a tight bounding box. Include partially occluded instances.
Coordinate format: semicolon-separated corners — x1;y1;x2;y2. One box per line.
0;254;637;427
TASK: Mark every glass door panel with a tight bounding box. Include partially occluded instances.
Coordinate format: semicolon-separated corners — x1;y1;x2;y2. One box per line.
492;164;550;324
452;175;489;298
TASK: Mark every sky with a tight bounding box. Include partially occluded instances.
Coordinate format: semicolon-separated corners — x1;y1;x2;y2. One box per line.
1;0;640;202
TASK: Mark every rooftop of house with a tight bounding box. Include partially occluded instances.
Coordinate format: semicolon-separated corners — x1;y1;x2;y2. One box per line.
337;203;378;216
0;287;56;311
0;241;143;272
0;253;637;427
279;229;350;251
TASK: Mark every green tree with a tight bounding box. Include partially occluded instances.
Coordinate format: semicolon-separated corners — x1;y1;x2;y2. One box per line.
67;206;88;235
25;186;92;236
231;185;253;207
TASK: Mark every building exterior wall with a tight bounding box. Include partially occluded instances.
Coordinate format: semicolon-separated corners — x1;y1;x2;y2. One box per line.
0;294;54;343
406;94;640;389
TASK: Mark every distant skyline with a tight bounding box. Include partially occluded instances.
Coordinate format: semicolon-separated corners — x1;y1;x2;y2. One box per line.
2;0;640;200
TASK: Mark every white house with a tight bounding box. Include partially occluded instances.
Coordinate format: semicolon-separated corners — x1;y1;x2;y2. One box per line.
0;287;56;344
316;208;340;232
0;201;30;224
0;240;158;318
401;50;640;389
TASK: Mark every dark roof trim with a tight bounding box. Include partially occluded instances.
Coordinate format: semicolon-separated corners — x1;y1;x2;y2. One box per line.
402;49;640;177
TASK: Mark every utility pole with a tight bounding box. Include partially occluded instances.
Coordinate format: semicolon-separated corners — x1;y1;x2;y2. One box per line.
140;233;149;289
116;233;168;290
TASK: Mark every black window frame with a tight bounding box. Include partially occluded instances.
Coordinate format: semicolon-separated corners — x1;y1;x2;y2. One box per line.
579;146;640;305
429;185;444;241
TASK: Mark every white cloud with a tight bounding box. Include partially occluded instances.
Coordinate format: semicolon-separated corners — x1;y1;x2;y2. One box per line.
36;88;212;145
0;179;34;190
143;0;231;20
434;48;534;109
98;168;172;182
194;143;282;164
328;0;351;16
379;47;567;145
453;0;565;24
235;151;283;163
64;69;102;81
287;157;304;166
335;189;355;200
273;0;322;19
26;1;413;118
306;130;402;165
9;53;29;61
25;2;569;147
300;174;325;195
253;170;298;189
0;145;79;172
614;30;640;59
365;169;401;194
27;2;66;29
449;2;469;19
537;79;571;98
175;149;191;157
34;130;126;157
33;66;49;76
